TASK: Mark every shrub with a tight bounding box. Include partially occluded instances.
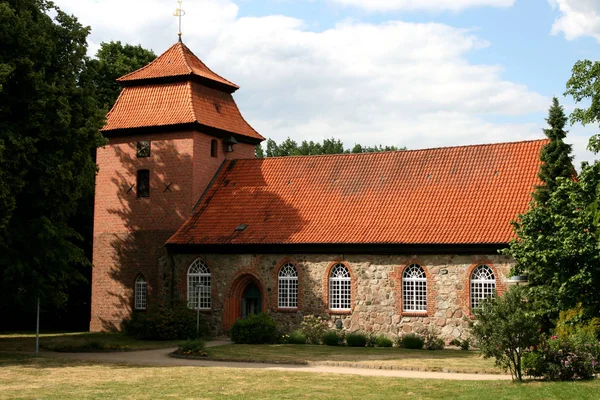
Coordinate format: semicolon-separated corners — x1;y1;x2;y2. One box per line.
231;313;278;344
346;332;368;347
524;331;600;381
322;330;344;346
375;335;393;348
123;302;205;340
470;286;540;382
300;315;328;344
366;333;377;348
449;338;470;350
288;330;307;345
174;339;207;357
423;327;445;350
398;333;424;349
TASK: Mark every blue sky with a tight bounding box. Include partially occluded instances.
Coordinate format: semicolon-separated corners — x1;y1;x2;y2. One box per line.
55;0;600;165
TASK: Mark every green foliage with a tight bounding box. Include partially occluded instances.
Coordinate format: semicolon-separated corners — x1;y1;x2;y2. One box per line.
554;305;600;340
375;335;393;348
565;59;600;153
255;144;265;158
398;333;424;350
230;313;278;344
124;303;204;340
523;332;600;381
533;97;575;205
300;315;328;344
470;286;540;382
506;162;600;322
346;332;368;347
322;330;344;346
260;137;405;157
43;340;131;352
86;41;156;111
422;327;445;350
365;333;377;347
0;0;106;319
288;330;307;345
175;339;207;357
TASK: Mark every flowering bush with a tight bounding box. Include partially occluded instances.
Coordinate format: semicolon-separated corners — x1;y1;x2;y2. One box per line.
523;332;600;380
300;315;328;344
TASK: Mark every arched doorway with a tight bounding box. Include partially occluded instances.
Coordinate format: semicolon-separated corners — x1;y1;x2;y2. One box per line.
223;273;267;330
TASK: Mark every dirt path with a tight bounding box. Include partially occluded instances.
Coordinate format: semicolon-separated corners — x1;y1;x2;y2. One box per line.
38;339;512;381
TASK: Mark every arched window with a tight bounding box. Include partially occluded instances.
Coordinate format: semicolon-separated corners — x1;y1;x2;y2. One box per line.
402;264;427;312
188;259;211;310
278;263;298;308
470;265;496;309
329;263;351;310
134;275;147;310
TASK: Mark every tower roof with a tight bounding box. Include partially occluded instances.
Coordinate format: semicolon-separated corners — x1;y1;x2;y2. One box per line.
117;41;239;93
102;41;263;142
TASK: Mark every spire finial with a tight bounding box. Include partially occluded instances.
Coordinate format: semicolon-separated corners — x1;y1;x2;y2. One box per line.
173;1;186;41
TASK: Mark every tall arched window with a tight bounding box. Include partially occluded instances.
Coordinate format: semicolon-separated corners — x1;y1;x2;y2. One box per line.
329;263;351;310
188;259;211;310
470;265;496;309
402;264;427;312
134;275;147;310
278;263;298;308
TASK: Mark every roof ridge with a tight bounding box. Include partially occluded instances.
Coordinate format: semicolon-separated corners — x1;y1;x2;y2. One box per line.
116;42;178;82
178;41;194;75
248;138;548;161
187;81;198;123
180;42;239;89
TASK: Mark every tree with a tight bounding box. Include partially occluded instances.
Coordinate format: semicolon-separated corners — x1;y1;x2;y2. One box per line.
255;144;264;158
533;97;575;205
258;137;405;157
0;0;105;327
507;163;600;323
565;59;600;152
86;41;156;111
470;286;541;382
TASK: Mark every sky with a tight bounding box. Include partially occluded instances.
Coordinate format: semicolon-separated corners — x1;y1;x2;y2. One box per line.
53;0;600;166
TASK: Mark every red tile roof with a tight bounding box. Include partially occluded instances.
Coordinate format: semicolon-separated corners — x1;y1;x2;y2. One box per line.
168;139;548;246
102;81;264;140
118;41;239;92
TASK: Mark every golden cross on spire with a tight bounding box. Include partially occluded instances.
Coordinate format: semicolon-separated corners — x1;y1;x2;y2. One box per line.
173;1;186;41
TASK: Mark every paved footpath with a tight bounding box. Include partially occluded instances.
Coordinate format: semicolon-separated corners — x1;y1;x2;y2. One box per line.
39;339;512;381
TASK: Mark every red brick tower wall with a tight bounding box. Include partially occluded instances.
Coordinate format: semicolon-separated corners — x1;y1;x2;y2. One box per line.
91;129;256;331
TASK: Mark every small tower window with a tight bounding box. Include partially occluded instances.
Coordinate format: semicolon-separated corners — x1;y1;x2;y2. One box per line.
211;139;218;158
134;275;147;310
137;170;150;198
137;141;151;158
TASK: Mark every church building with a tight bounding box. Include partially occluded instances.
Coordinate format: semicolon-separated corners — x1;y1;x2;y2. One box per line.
91;39;546;341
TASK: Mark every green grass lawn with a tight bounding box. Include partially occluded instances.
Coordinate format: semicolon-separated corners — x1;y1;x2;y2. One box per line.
0;353;598;400
0;332;185;352
206;344;501;374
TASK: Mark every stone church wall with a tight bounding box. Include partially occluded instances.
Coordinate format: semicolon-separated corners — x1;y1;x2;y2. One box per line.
170;253;513;341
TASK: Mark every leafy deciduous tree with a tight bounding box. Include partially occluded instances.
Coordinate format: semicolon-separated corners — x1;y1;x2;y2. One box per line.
257;137;404;157
0;0;105;326
470;286;541;382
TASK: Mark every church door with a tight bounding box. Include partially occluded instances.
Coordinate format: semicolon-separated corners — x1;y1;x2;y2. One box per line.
241;283;262;318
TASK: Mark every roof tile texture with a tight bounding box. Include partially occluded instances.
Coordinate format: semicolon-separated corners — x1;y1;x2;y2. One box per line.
102;81;264;140
118;42;239;90
168;139;548;246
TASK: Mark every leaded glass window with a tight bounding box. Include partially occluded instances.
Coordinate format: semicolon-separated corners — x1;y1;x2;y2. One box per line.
402;264;427;312
187;259;211;310
134;275;147;310
470;265;496;309
328;263;351;310
137;170;149;198
278;263;298;308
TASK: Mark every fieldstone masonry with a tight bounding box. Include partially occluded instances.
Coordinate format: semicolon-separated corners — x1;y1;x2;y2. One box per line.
168;253;512;341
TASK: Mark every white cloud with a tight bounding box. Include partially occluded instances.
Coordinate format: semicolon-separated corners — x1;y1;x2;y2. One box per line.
330;0;515;12
550;0;600;42
53;0;576;162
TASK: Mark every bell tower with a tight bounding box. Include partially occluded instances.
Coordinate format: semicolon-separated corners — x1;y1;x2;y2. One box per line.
90;41;264;330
